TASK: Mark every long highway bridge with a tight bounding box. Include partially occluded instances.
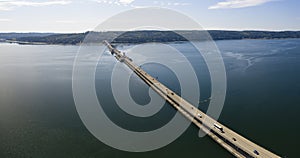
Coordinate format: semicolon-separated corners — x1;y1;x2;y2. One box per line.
103;41;281;158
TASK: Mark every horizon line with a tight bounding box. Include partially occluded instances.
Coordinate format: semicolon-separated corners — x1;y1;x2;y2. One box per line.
1;29;300;34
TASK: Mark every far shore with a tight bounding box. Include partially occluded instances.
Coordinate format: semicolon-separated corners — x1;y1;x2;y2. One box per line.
1;37;300;46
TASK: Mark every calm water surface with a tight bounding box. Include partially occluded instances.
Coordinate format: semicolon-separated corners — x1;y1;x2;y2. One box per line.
0;39;299;157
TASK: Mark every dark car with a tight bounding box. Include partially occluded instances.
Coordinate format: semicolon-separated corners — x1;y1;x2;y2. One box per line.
254;150;260;155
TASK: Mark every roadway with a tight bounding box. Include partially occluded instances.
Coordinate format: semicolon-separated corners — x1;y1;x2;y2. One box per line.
104;40;281;158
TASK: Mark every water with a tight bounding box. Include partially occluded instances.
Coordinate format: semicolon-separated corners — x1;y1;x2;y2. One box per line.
0;39;300;157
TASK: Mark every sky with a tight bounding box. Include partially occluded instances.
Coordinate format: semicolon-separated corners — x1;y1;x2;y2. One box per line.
0;0;299;32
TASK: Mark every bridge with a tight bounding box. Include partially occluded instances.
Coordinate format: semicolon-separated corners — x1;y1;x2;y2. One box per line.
104;41;281;158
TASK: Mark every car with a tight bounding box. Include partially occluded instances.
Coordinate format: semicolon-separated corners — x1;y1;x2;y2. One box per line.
214;123;225;133
197;113;202;118
253;150;259;155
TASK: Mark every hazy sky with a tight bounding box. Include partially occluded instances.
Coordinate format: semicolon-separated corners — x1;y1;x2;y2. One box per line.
0;0;299;32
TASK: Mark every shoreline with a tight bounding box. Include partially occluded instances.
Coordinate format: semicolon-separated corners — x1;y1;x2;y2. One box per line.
1;37;300;46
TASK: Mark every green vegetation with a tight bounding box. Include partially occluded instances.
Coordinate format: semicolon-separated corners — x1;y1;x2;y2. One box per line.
0;33;55;40
1;30;300;45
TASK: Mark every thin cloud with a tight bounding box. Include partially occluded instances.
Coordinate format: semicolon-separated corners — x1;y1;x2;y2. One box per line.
153;1;190;6
208;0;274;9
0;0;72;11
0;18;12;22
119;0;134;5
93;0;190;8
92;0;135;6
55;20;77;24
131;1;190;8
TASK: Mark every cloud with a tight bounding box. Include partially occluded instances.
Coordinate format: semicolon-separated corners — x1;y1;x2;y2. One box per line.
93;0;189;8
208;0;274;9
92;0;135;6
0;18;12;22
0;0;72;11
130;1;190;8
55;20;77;24
153;1;190;6
119;0;134;5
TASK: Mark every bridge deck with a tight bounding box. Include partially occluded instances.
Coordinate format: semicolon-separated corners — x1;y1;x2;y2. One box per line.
104;41;280;158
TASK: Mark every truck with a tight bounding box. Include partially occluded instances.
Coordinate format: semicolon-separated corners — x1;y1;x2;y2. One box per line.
214;123;224;133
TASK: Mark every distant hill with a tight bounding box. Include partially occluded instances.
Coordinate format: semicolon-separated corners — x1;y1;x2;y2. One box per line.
0;33;56;40
1;31;300;45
